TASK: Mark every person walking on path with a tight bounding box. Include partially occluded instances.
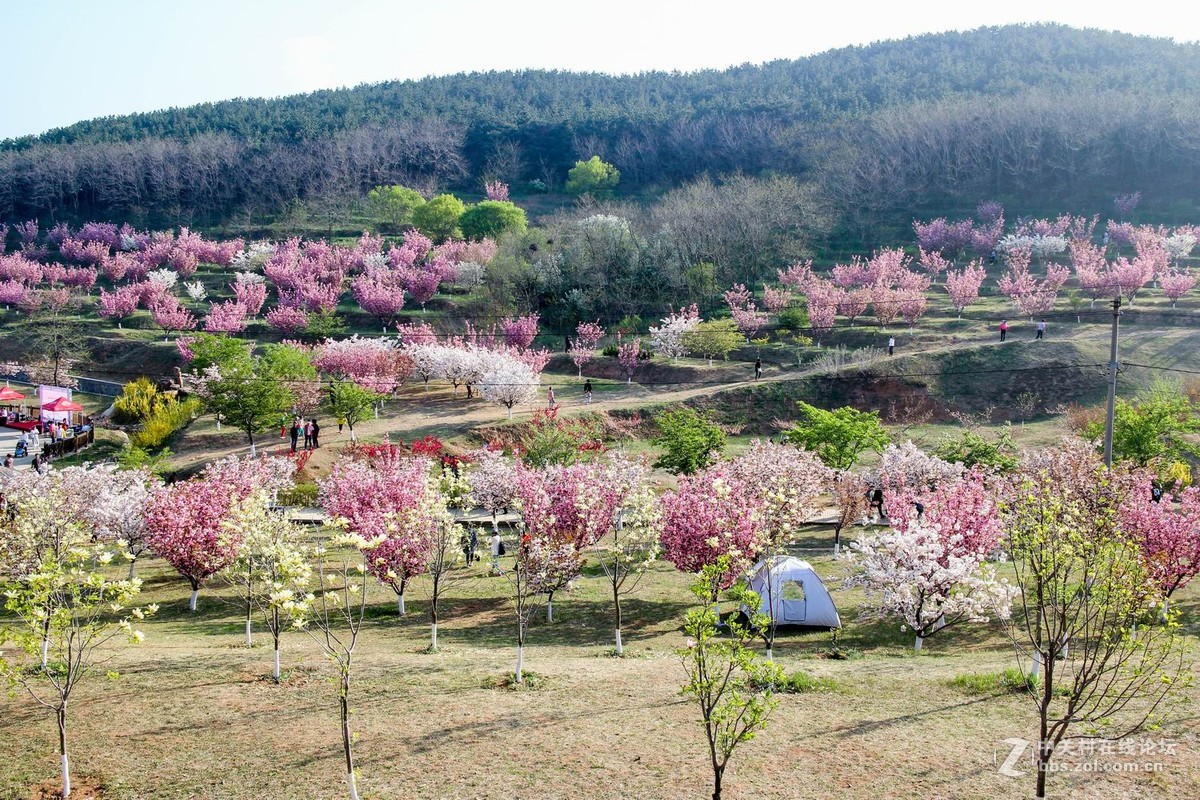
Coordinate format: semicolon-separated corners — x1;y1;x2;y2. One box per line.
754;358;763;380
546;386;556;409
1035;319;1046;340
490;531;504;575
887;336;895;356
310;419;320;448
289;418;300;454
999;320;1009;342
583;379;593;405
303;419;313;450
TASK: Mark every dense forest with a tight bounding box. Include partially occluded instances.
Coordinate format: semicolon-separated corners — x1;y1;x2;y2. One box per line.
2;24;1199;239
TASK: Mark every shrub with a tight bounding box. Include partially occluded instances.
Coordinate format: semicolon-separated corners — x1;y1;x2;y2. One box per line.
778;306;810;330
653;408;725;474
113;377;173;423
130;397;200;451
277;483;319;507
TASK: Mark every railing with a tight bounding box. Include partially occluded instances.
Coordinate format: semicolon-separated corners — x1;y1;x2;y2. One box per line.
38;428;95;459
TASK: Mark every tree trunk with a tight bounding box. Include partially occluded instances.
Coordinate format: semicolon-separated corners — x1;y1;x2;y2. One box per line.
507;406;513;420
397;594;406;616
128;557;137;580
766;647;774;661
613;584;624;656
248;429;256;457
273;646;281;683
189;589;199;612
245;617;253;647
58;705;70;798
515;644;524;685
431;623;438;651
914;635;923;652
341;675;358;800
546;594;554;623
712;762;724;800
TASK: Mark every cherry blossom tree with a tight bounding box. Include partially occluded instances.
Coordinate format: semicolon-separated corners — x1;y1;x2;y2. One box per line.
1120;484;1200;606
725;441;832;658
484;181;509;201
266;305;309;334
870;285;902;329
352;276;405;330
835;287;869;327
1159;269;1197;307
231;273;268;316
593;454;661;654
805;283;837;345
659;465;766;601
847;521;1015;651
0;488;153;800
480;360;538;419
617;339;642;385
97;286;139;327
204;300;249;334
649;304;700;361
151;298;197;341
500;314;539;348
762;286;792;313
466;448;520;528
829;470;869;556
777;260;816;292
145;477;245;611
569;321;604;377
917;247;952;283
944;262;987;317
402;268;441;310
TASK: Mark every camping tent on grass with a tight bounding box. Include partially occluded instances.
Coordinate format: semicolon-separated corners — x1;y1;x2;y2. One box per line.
744;556;841;629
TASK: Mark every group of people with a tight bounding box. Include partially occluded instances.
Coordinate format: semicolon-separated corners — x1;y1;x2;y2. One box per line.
999;319;1048;342
286;416;321;453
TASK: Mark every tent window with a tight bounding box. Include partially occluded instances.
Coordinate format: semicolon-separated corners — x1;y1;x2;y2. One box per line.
781;580;806;601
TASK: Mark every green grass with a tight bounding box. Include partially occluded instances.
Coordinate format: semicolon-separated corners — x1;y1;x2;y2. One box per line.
950;667;1037;695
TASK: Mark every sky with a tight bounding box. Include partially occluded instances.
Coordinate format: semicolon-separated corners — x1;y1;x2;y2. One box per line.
2;0;1198;140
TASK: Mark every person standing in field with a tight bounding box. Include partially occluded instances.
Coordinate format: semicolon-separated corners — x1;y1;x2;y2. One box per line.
754;358;763;380
547;386;556;409
999;320;1009;342
289;418;300;453
1036;319;1046;340
887;336;895;356
583;379;593;404
303;419;312;450
310;419;320;448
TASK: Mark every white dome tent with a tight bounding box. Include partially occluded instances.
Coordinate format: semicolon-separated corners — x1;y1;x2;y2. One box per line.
743;556;841;629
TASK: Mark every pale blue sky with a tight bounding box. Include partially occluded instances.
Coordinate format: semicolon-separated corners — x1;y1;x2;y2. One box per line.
2;0;1196;139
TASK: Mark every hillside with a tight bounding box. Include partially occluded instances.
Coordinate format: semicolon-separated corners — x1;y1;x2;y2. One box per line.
3;24;1200;237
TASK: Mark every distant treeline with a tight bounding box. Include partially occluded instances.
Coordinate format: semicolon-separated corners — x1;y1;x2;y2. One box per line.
2;24;1199;237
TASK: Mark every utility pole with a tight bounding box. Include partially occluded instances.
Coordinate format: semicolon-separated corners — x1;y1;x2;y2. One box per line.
1103;297;1122;467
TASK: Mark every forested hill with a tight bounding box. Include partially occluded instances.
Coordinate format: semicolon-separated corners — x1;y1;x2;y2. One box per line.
8;24;1198;147
3;23;1200;234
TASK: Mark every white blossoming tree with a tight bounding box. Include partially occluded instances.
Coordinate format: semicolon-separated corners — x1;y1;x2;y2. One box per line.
649;304;700;361
595;454;661;655
0;492;155;799
480;361;538;420
847;524;1016;652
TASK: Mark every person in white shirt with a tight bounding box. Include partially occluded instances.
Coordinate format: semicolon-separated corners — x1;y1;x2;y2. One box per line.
887;336;895;356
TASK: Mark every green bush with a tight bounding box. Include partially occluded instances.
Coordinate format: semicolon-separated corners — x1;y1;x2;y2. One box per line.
653;408;725;474
777;306;810;331
277;483;319;507
130;397;200;451
113;377;173;423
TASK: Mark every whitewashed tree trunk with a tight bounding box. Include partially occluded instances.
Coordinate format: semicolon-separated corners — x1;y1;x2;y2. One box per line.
766;647;774;661
431;623;438;650
515;644;524;684
507;407;513;420
215;418;221;431
273;648;281;682
61;753;71;798
1031;650;1042;680
615;628;623;656
245;619;253;647
347;772;360;800
546;598;553;623
914;635;923;652
397;595;406;616
189;589;199;612
249;441;257;457
128;558;137;580
41;636;49;668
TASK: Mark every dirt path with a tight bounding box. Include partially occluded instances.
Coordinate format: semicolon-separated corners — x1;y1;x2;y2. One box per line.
167;322;1196;475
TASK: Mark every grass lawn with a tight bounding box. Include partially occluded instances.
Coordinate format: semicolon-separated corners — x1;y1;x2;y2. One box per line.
2;521;1197;800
